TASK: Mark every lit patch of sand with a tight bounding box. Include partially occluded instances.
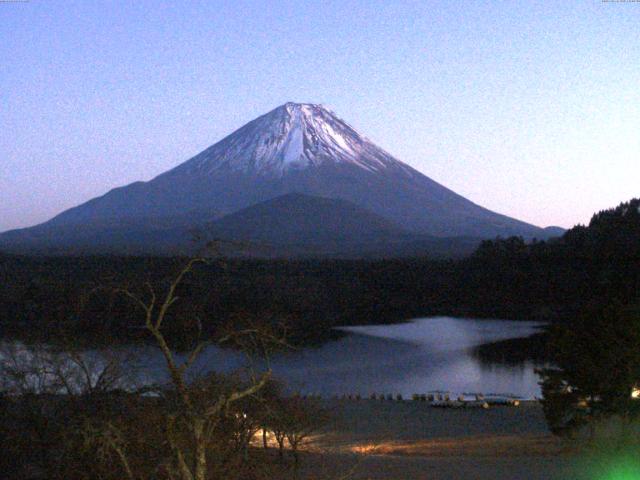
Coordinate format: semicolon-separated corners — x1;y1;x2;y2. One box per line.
347;434;566;457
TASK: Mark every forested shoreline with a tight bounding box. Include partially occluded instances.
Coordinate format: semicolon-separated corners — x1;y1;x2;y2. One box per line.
1;199;638;348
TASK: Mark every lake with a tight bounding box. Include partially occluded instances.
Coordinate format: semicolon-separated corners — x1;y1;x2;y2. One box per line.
134;316;547;399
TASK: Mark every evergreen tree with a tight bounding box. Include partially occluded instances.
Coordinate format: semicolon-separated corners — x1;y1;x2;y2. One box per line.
539;302;640;435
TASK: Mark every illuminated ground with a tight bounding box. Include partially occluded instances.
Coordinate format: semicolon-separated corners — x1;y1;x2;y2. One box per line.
276;399;639;480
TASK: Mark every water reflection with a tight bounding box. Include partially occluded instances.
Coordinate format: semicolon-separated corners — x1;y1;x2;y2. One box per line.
137;317;547;399
2;317;546;399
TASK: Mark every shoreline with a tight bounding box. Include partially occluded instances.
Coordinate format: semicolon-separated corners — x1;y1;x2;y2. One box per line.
293;399;575;480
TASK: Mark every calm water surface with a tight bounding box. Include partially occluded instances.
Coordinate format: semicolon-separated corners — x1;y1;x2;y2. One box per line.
135;317;546;399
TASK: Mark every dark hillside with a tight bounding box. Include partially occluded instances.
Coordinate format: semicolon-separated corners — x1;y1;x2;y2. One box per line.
1;199;637;346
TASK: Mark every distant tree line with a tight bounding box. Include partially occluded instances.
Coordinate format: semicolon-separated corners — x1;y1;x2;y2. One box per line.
1;199;639;348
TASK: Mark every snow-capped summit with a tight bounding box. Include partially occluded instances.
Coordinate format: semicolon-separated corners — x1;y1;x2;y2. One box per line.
168;102;412;178
0;102;561;254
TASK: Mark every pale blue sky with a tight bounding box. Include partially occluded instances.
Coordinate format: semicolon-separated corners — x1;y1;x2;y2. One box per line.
1;0;638;232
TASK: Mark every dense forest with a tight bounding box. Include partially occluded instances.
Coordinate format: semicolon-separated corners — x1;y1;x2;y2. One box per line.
1;198;638;347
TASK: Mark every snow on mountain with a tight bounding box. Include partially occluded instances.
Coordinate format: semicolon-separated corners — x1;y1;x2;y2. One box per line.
167;103;414;177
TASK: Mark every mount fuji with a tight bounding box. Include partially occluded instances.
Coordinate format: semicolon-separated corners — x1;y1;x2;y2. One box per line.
0;103;562;256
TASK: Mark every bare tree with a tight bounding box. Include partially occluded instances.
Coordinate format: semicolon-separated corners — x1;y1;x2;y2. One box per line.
0;339;139;480
113;257;283;480
0;339;136;396
283;396;328;468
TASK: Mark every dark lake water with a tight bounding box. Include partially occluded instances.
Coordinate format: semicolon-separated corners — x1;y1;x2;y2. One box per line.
133;316;547;399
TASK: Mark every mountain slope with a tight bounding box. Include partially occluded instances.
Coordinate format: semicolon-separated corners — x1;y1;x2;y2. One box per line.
0;193;481;258
204;193;404;245
198;193;480;258
0;102;561;254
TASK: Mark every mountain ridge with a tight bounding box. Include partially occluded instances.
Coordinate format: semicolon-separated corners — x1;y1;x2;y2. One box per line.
0;102;564;254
